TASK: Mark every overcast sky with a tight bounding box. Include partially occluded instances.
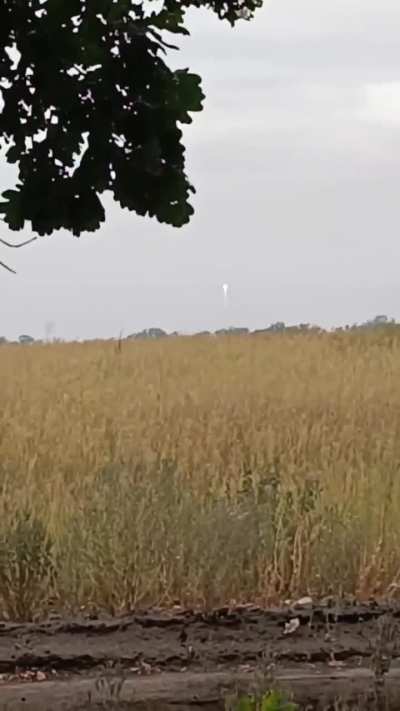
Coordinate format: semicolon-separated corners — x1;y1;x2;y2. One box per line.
2;0;400;340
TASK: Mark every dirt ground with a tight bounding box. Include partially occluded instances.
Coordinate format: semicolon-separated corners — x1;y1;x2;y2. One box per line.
2;601;400;709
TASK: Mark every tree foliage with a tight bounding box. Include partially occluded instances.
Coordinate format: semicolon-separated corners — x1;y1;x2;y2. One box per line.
0;0;262;240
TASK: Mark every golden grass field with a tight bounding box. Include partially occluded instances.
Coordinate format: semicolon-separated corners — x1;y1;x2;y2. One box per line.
1;328;400;620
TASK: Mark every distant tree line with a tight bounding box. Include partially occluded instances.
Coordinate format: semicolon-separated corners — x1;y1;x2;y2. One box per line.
0;315;397;345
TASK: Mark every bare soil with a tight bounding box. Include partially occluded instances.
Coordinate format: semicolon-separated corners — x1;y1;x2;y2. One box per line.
2;602;400;709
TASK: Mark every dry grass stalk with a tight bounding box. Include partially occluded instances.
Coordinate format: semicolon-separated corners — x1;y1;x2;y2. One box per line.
0;328;400;618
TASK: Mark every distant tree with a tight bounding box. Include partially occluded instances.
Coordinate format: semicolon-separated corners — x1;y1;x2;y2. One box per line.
267;321;286;333
371;314;392;325
215;327;249;336
358;315;395;330
18;334;35;344
128;328;167;340
0;0;262;272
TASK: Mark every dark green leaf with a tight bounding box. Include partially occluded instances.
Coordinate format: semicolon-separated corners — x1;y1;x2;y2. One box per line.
0;0;262;239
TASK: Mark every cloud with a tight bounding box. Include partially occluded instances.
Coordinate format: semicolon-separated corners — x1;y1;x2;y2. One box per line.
360;82;400;124
3;0;400;338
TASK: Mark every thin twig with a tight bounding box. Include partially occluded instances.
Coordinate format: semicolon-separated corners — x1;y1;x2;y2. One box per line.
0;235;37;272
0;260;16;274
0;236;37;248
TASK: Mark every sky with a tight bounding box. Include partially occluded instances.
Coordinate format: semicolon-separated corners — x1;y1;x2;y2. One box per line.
2;0;400;340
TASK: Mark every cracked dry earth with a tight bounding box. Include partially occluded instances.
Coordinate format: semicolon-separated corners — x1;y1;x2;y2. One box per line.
2;602;400;709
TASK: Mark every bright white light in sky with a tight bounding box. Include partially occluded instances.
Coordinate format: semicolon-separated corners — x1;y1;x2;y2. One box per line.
222;283;229;308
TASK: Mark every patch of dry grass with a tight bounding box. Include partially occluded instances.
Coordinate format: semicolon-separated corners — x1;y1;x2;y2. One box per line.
1;329;400;619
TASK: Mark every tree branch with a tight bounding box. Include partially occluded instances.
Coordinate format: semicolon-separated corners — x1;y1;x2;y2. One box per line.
0;236;37;273
0;260;16;274
0;236;37;248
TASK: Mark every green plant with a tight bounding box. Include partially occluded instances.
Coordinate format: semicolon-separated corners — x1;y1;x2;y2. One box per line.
227;690;298;711
0;510;55;620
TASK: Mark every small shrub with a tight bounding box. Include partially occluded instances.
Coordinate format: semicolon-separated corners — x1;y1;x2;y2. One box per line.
0;510;55;619
227;690;298;711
